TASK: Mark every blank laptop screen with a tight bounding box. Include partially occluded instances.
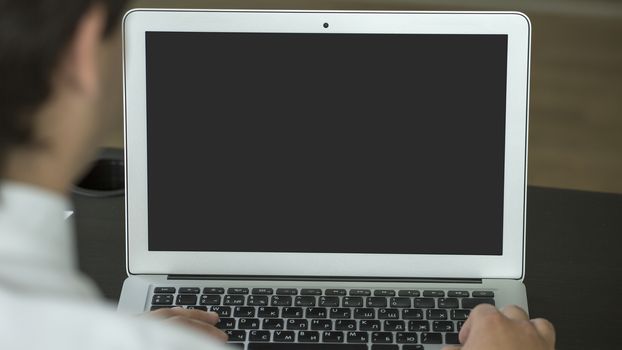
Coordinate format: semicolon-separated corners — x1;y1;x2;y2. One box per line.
144;32;508;255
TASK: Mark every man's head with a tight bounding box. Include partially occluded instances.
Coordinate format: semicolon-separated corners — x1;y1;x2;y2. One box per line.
0;0;126;193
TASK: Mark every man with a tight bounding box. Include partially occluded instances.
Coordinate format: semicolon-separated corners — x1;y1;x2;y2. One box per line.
0;0;555;349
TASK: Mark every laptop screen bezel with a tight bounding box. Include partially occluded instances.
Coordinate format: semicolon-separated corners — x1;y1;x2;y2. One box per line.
123;9;530;279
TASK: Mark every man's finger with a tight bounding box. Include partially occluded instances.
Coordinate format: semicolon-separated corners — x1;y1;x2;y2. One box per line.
500;305;529;321
441;346;462;350
531;318;556;348
176;308;220;325
147;307;178;318
167;316;228;342
148;307;220;325
460;304;498;344
458;319;471;345
469;303;501;318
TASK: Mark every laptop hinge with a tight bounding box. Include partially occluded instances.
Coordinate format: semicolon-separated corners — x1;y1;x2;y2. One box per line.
167;275;482;284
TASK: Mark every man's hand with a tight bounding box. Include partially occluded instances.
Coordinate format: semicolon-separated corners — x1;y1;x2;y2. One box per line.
443;304;555;350
147;307;228;342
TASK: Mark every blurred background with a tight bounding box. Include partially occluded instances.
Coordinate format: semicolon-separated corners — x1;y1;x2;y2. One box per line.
102;0;622;194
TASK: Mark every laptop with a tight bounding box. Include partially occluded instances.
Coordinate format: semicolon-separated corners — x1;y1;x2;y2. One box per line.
118;9;531;350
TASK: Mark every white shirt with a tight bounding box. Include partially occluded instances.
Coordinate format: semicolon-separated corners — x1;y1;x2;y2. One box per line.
0;182;230;350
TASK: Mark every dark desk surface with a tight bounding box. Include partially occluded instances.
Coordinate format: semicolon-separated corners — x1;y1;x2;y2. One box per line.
73;186;622;350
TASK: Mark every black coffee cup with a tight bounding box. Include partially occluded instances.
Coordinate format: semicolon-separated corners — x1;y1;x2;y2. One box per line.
73;148;124;197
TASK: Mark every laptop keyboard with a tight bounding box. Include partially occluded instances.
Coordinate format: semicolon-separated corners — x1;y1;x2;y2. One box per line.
150;287;495;349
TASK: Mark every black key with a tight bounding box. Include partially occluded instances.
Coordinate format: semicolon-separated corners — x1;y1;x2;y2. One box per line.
433;320;454;332
152;294;173;305
448;290;469;297
238;318;260;330
306;307;328;318
421;332;443;344
446;332;460;344
223;295;245;305
377;308;400;319
301;289;322;295
258;306;279;318
462;298;495;309
262;318;285;330
298;331;320;342
451;309;470;320
176;294;197;305
200;294;221;305
204;287;225;294
319;296;340;307
371;346;398;350
374;290;396;296
282;307;304;318
179;287;200;294
272;295;293;306
343;297;363;307
249;330;271;342
295;296;317;307
403;346;424;350
336;320;357;331
389;297;411;308
186;305;207;311
353;308;375;319
346;331;368;343
359;320;381;331
234;306;256;317
398;290;420;297
396;332;418;343
229;343;244;348
472;291;495;298
311;319;333;330
252;288;274;295
225;330;246;341
330;308;351;318
153;287;175;294
325;289;347;296
402;309;424;320
249;344;367;350
384;320;406;331
367;297;387;307
414;298;435;308
272;331;296;342
150;306;172;311
217;317;236;329
457;321;465;331
371;332;393;343
276;288;298;295
427;309;448;320
350;289;371;296
225;330;246;342
248;295;269;306
438;297;460;308
408;320;430;331
423;290;445;297
210;306;231;317
323;331;345;342
287;319;308;330
228;288;249;295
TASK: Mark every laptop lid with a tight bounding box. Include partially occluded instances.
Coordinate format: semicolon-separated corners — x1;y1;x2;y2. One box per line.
123;10;530;279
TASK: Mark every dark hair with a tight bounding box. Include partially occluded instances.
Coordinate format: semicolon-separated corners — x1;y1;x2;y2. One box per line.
0;0;127;173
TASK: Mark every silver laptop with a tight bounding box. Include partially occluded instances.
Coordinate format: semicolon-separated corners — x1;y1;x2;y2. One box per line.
119;9;531;350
